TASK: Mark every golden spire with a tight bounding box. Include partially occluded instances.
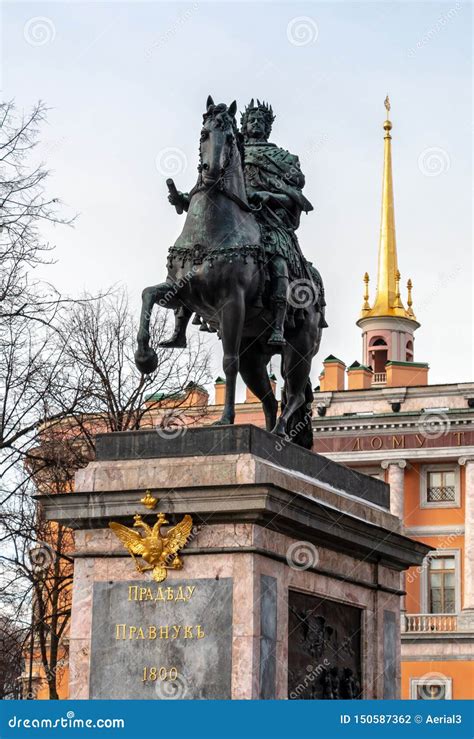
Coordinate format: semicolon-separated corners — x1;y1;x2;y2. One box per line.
360;97;416;321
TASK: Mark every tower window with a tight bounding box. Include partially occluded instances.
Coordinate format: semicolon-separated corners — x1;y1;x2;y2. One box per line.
406;339;414;362
369;337;388;374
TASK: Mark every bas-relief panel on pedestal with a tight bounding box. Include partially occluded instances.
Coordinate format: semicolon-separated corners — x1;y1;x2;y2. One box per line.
288;590;362;700
89;578;233;699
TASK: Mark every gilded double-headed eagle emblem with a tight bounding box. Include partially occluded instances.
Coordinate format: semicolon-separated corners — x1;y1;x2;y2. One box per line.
109;510;193;583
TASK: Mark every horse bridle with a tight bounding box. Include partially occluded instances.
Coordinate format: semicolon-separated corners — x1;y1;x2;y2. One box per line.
195;126;261;215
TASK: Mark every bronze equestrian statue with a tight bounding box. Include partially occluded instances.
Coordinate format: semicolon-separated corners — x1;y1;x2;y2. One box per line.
135;97;326;448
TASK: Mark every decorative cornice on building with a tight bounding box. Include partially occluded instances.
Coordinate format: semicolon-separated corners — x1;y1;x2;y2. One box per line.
385;360;429;369
404;525;465;537
322;447;474;465
314;381;474;403
313;419;474;435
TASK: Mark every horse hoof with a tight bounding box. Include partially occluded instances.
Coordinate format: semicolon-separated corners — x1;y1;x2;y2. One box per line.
271;421;286;438
212;417;234;427
134;348;158;374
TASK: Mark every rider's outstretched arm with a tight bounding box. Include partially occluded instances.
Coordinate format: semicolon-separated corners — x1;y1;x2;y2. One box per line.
167;178;191;213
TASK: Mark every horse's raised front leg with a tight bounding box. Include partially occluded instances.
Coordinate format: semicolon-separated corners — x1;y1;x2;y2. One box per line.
135;282;175;374
213;293;245;426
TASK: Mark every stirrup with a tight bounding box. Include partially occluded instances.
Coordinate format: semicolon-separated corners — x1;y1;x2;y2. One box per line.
267;331;286;347
158;335;187;348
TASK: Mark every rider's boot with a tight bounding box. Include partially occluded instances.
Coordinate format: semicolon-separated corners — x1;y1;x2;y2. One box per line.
158;309;188;348
268;298;287;346
268;259;289;346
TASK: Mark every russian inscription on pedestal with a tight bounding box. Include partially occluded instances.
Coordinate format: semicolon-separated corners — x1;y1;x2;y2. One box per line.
288;591;362;699
89;578;233;699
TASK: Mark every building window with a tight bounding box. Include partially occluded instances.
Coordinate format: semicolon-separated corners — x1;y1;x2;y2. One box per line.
428;556;456;613
410;677;452;700
420;550;461;615
420;465;460;508
427;469;456;502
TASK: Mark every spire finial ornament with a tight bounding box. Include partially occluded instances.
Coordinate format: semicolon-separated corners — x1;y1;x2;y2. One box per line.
394;269;403;308
383;95;392;137
362;272;371;311
406;278;416;319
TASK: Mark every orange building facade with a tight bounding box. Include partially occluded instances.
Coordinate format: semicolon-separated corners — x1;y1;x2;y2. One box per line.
311;380;474;700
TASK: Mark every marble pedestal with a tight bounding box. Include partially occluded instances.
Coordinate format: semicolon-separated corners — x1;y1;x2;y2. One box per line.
39;425;429;700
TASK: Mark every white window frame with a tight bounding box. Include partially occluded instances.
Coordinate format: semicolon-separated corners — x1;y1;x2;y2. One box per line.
420;464;460;509
420;549;461;615
410;677;452;700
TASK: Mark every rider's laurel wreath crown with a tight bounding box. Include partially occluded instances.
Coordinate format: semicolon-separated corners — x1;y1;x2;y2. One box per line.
240;99;275;136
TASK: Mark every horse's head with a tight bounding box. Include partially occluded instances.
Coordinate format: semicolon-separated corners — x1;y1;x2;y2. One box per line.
199;95;242;187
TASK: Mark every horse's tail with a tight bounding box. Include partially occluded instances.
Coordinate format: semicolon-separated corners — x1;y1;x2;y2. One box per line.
283;379;314;450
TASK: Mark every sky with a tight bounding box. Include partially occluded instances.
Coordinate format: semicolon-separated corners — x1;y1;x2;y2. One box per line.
1;1;472;395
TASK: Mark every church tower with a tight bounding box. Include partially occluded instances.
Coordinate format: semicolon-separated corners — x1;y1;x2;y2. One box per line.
357;98;422;385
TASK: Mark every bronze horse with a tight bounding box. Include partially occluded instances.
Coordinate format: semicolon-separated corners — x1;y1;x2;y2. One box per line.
135;98;326;447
